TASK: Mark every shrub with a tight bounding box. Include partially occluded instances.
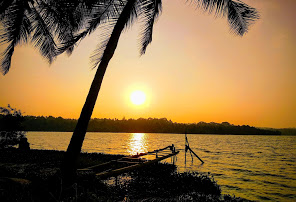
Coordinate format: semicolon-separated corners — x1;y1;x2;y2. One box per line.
0;105;27;149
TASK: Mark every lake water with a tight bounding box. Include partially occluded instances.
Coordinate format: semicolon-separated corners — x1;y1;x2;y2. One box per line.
26;132;296;201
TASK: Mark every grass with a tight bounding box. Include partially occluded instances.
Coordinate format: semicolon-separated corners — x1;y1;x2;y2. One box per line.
0;149;249;201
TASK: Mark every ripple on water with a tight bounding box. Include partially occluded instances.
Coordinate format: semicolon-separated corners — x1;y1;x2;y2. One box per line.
238;177;254;182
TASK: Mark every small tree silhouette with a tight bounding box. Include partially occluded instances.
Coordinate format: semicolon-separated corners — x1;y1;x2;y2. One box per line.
0;105;27;149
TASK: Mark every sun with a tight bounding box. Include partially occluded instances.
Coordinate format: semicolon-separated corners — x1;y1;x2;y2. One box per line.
130;91;146;105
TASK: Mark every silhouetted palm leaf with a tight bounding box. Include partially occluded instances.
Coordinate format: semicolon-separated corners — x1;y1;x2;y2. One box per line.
57;0;126;56
34;1;75;56
191;0;227;15
227;0;259;35
0;0;32;75
90;0;139;69
138;0;162;55
29;5;57;64
190;0;259;35
0;0;13;20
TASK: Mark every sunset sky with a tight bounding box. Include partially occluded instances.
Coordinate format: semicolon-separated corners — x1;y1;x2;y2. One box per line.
0;0;295;128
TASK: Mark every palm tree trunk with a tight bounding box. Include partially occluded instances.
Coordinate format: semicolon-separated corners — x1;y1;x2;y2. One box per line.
62;0;136;185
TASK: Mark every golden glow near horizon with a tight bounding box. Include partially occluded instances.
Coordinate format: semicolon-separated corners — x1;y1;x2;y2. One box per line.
130;90;146;105
0;0;296;128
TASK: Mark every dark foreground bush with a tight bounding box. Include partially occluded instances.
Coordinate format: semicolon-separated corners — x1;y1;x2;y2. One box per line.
0;149;249;201
119;163;221;200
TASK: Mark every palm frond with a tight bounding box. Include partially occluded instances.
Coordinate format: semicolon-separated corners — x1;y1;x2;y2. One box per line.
124;0;138;29
56;0;124;56
189;0;259;35
33;0;79;56
0;0;14;20
90;18;123;69
189;0;229;17
1;43;15;75
29;4;57;64
227;0;259;36
0;1;32;75
90;23;116;69
91;0;139;69
87;0;117;33
138;0;162;55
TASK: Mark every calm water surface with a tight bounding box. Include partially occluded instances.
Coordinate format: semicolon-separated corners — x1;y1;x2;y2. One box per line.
27;132;296;201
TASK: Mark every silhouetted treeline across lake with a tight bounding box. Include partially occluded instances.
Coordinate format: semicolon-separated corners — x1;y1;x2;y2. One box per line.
0;115;286;135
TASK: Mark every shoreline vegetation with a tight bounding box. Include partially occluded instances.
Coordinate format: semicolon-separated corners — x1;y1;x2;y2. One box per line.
1;115;291;135
0;149;248;201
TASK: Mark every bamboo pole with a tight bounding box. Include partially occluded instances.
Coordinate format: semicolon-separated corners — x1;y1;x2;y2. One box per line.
187;147;204;164
184;132;204;164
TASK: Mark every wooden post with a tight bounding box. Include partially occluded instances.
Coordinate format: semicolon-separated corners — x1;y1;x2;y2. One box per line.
184;132;204;164
188;147;204;164
185;133;187;165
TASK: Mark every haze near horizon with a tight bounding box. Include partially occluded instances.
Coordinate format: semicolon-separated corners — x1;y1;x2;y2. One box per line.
0;0;295;128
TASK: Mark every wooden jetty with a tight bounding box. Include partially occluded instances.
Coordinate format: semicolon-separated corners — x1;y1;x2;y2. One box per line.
78;145;179;179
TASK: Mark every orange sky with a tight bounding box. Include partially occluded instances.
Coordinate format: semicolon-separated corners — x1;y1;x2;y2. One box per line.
0;0;295;128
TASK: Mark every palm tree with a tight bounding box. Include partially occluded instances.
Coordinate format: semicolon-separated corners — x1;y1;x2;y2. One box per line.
0;0;121;74
0;0;259;184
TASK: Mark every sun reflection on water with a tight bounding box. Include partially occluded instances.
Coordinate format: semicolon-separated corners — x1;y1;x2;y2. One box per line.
127;133;148;155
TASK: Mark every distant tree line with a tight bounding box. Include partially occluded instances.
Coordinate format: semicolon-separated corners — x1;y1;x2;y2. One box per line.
271;128;296;136
21;116;77;132
1;115;282;135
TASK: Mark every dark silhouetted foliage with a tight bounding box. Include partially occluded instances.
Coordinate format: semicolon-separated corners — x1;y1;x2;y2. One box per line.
0;149;246;201
0;105;27;148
